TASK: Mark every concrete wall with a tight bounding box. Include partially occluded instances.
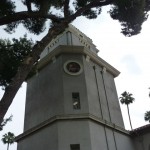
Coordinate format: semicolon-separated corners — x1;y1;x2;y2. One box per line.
24;52;124;131
57;120;92;150
21;51;128;150
115;131;135;150
83;57;124;128
103;71;124;127
24;56;64;130
17;123;58;150
89;121;135;150
24;54;90;130
18;120;92;150
18;119;134;150
62;54;89;115
133;132;150;150
83;59;102;118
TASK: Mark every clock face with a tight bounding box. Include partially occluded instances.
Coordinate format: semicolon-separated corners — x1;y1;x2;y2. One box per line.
64;60;83;75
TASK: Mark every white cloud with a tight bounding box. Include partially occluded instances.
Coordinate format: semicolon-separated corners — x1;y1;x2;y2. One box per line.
120;55;142;75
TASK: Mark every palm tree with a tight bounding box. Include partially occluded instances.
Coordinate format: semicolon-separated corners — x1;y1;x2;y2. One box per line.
119;91;135;130
1;132;15;150
144;111;150;123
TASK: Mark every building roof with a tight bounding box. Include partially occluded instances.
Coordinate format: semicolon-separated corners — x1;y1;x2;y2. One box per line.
40;24;99;60
130;123;150;136
37;24;120;78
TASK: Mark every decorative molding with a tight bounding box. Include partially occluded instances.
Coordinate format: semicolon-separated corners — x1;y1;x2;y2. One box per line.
52;56;56;63
85;55;90;62
63;60;83;76
102;67;106;73
79;38;91;50
38;45;120;78
16;114;130;142
40;24;99;60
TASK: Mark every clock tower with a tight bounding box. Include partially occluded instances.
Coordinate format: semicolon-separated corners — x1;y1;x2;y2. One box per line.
16;24;135;150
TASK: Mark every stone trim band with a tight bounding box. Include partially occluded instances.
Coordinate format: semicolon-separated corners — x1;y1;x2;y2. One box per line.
16;114;130;142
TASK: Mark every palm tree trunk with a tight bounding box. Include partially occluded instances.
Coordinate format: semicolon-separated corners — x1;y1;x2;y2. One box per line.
127;104;133;130
7;143;9;150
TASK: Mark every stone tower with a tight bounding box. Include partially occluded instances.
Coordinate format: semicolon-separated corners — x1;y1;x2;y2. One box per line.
16;24;135;150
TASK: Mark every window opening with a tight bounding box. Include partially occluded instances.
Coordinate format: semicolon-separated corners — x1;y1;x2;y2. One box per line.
72;93;80;109
70;144;80;150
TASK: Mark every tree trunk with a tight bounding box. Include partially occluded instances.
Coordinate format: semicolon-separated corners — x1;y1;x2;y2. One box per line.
127;104;133;130
7;143;9;150
0;21;69;125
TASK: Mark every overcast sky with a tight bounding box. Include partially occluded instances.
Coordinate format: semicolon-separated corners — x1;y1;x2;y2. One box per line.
0;4;150;150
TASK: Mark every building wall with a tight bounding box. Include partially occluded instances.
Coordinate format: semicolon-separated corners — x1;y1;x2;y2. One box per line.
57;120;92;150
83;56;124;128
133;132;150;150
18;120;93;150
20;49;128;150
61;54;89;115
103;71;124;127
89;120;135;150
18;119;135;150
24;56;64;130
114;131;135;150
24;51;124;130
17;123;58;150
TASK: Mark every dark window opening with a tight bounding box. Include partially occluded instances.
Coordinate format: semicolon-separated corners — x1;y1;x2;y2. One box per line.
70;144;80;150
72;93;80;109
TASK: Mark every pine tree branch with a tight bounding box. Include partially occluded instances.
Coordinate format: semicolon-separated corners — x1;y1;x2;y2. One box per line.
69;0;113;21
0;0;114;127
0;11;62;26
64;0;70;18
0;21;69;125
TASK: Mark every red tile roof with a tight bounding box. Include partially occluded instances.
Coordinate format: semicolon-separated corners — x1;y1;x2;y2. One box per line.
130;123;150;136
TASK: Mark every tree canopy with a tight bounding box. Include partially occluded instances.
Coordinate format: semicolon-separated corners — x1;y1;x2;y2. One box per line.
144;111;150;123
0;36;33;88
1;132;15;150
0;0;150;125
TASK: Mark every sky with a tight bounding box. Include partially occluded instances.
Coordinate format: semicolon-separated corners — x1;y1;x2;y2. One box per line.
0;3;150;150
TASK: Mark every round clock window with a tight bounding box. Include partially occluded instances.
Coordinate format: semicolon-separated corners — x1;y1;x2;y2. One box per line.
64;60;83;75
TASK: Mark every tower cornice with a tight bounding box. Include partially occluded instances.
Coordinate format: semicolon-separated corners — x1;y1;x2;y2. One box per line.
16;113;129;142
37;45;120;78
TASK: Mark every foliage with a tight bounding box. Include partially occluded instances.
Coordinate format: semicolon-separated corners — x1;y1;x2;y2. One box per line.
0;0;16;16
0;35;33;88
109;0;149;36
73;0;102;19
0;115;12;131
144;88;150;123
2;132;15;144
2;132;15;150
1;0;149;36
144;111;150;122
119;91;135;105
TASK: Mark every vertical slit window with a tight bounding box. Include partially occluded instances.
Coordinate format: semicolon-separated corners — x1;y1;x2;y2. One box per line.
70;144;80;150
72;93;80;109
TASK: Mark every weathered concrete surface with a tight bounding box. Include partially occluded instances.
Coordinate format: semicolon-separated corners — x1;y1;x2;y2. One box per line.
24;52;124;131
133;131;150;150
17;25;136;150
17;51;134;150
